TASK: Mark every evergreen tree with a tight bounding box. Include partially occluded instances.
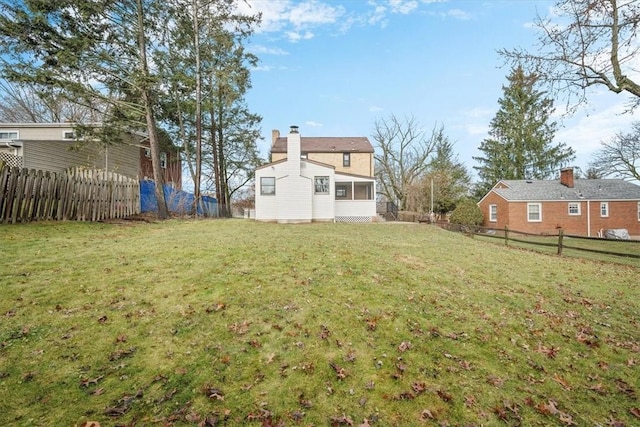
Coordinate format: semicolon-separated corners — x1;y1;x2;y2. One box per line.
473;66;575;198
424;136;470;216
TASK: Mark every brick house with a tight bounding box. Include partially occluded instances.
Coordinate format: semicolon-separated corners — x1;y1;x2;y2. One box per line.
477;168;640;237
254;126;376;223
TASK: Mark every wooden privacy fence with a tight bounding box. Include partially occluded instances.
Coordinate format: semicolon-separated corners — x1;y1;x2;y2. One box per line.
0;164;140;224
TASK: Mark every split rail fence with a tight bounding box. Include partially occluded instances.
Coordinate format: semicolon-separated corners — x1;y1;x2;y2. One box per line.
0;164;140;224
437;222;640;265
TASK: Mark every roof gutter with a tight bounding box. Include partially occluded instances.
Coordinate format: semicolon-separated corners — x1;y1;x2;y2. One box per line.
0;140;22;148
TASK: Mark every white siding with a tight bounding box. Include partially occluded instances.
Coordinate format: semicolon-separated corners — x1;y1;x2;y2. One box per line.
276;175;313;223
255;168;278;221
304;162;334;221
335;200;376;217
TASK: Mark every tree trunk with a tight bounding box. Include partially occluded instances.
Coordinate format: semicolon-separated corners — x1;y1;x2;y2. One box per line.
192;0;202;215
136;0;168;219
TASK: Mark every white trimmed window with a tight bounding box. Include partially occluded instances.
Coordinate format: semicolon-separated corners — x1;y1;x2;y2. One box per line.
600;202;609;217
0;131;18;140
144;148;151;158
343;153;350;167
568;202;581;215
489;204;497;222
527;203;542;222
314;176;329;194
160;152;167;168
62;131;76;140
260;177;275;195
638;202;640;221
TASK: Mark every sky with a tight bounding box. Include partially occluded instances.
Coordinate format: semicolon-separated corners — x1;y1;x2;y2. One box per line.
237;0;638;180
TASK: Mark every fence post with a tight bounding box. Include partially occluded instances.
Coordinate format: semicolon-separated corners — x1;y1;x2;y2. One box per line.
504;226;509;246
557;229;564;256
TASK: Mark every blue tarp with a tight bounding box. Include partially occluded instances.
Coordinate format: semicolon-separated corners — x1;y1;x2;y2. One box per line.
140;180;217;217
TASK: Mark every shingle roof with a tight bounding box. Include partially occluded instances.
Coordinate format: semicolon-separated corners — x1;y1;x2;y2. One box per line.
271;137;373;153
492;178;640;201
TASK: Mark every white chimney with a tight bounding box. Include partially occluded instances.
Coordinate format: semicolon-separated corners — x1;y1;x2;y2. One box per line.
287;125;301;176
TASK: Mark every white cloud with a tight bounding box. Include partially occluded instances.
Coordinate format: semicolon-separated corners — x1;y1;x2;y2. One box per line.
286;30;314;42
466;124;489;136
462;107;493;119
557;103;638;165
288;1;345;29
252;65;274;72
305;120;324;127
445;8;472;20
249;45;289;56
388;0;419;14
369;105;384;112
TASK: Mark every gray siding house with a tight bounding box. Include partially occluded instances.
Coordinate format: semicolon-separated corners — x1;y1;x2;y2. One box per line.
0;123;141;178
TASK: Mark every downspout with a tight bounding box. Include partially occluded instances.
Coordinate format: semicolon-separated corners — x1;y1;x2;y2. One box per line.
586;200;591;237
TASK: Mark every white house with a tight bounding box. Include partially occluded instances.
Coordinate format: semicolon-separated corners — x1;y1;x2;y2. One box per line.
254;126;377;223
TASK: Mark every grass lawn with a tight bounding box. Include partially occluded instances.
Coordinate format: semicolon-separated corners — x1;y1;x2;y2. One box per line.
0;219;638;426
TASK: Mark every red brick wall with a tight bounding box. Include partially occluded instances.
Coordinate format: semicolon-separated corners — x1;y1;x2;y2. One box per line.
139;146;182;189
479;193;640;236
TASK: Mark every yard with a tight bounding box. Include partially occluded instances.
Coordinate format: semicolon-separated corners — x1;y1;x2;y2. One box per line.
0;220;638;426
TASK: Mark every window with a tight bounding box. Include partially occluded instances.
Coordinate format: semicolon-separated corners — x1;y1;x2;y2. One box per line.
160;152;167;169
600;202;609;217
314;176;329;194
638;202;640;221
336;185;347;198
62;131;76;140
343;152;350;167
0;131;18;140
261;177;275;195
144;148;151;158
568;202;581;215
489;204;497;222
527;203;542;222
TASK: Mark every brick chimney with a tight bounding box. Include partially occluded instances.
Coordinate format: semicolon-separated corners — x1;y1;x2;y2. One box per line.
271;129;280;145
287;125;301;176
560;167;574;188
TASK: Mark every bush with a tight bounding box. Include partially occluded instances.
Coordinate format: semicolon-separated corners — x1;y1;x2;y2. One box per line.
449;198;483;227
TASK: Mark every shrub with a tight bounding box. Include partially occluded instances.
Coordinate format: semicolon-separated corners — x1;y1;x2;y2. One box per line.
449;198;483;226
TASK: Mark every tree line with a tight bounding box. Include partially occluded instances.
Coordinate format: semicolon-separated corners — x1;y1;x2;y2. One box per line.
0;0;262;219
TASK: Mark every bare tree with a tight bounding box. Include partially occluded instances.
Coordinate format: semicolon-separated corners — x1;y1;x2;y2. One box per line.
373;115;440;210
500;0;640;111
589;121;640;180
0;80;105;123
